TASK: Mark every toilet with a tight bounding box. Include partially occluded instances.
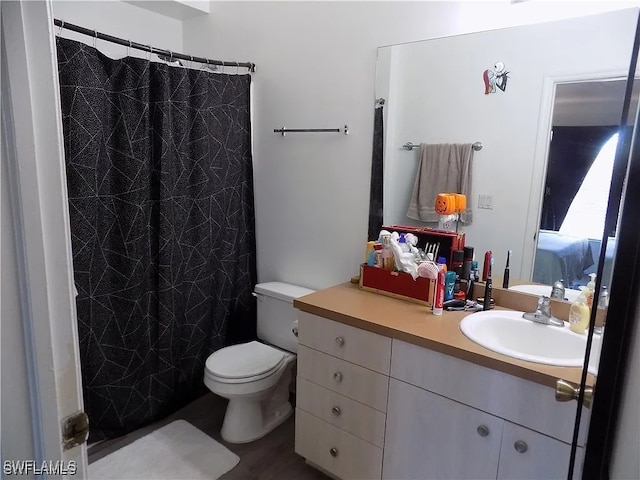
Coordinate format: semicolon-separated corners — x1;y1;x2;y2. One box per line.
204;282;314;443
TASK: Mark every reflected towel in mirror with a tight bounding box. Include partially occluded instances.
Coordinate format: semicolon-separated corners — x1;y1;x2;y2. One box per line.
406;143;474;224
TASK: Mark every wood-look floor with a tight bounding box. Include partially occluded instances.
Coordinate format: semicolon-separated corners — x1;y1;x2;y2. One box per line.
88;393;329;480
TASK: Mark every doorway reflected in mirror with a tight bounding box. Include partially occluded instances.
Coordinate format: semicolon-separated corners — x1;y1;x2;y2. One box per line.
533;79;638;290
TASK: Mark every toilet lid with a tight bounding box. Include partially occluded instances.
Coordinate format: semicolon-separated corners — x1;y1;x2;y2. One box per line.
205;341;286;380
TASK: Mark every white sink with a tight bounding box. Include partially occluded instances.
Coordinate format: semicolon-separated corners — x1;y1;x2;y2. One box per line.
508;284;581;303
460;310;601;371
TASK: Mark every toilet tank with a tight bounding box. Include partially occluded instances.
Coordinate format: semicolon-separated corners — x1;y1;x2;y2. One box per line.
254;282;315;353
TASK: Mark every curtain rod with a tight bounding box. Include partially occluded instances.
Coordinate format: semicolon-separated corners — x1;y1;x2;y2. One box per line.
54;19;256;72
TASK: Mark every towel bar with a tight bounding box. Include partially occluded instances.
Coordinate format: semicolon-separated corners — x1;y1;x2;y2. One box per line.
403;141;483;151
274;125;349;136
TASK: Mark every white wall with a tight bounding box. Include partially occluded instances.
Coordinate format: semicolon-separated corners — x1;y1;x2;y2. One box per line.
380;11;636;280
52;0;183;58
182;1;640;290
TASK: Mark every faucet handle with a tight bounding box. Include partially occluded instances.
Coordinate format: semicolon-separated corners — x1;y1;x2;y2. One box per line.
537;295;550;306
537;295;551;315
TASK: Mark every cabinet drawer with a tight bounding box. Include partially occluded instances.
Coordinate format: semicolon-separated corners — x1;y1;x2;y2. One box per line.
298;345;389;412
298;311;391;374
497;421;584;480
295;408;382;480
297;377;386;448
391;339;588;445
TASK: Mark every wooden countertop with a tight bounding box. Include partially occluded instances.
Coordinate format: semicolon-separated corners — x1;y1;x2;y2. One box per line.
294;282;595;389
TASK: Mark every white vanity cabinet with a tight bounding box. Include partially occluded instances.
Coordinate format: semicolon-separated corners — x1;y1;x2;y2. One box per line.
294;310;586;480
295;311;391;479
385;339;585;480
383;378;581;480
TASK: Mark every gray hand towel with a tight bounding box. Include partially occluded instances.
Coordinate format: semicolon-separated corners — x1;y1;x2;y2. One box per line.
406;143;474;224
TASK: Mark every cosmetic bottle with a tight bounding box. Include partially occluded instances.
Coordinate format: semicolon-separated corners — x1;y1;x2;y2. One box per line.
436;256;447;273
462;246;474;280
365;241;376;263
586;273;597;308
452;250;464;274
598;286;609;309
472;260;479;281
373;244;383;268
398;234;410;253
381;235;394;270
433;265;445;316
444;271;456;301
482;276;493;311
482;251;492;281
450;250;463;296
466;275;475;301
569;288;590;334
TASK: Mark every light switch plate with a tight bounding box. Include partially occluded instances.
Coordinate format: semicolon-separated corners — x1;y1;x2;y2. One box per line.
478;194;493;210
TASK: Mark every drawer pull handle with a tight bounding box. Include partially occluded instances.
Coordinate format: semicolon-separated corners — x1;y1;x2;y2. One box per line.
332;406;342;416
514;440;528;453
476;425;490;437
330;447;339;457
335;336;345;347
333;372;343;383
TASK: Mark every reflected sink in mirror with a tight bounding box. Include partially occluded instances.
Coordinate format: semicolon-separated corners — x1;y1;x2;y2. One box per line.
508;284;581;303
460;310;601;374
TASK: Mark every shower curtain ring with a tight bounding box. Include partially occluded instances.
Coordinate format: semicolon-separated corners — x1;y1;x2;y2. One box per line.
58;20;65;37
127;40;132;57
93;30;98;48
148;46;153;61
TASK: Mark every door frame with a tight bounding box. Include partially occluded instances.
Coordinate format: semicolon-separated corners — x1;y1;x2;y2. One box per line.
521;69;630;281
2;0;87;475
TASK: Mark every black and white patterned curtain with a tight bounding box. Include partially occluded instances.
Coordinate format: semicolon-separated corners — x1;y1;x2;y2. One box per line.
56;37;257;441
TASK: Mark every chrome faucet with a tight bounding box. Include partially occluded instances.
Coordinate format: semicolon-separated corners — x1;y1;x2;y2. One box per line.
522;296;565;327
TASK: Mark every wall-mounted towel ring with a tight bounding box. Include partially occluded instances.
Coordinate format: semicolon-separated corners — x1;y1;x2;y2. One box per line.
403;141;483;151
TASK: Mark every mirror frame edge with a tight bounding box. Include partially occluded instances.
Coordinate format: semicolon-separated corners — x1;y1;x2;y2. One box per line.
581;11;640;478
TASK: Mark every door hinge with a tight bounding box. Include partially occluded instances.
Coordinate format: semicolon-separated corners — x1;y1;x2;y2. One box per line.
62;411;89;450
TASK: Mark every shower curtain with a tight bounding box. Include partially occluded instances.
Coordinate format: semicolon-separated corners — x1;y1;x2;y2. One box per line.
56;37;257;441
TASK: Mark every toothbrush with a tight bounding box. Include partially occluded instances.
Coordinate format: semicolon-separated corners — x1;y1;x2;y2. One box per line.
503;250;512;289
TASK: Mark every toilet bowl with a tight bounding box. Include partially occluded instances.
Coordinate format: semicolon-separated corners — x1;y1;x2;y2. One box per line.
204;341;295;443
203;282;314;443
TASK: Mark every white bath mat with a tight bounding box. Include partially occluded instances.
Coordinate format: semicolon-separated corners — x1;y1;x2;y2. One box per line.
89;420;240;480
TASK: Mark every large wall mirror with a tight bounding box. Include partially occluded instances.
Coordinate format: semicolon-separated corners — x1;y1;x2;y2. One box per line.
373;9;639;301
371;9;640;477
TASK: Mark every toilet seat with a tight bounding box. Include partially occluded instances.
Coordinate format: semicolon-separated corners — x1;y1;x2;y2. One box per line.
205;341;286;383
